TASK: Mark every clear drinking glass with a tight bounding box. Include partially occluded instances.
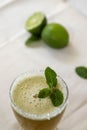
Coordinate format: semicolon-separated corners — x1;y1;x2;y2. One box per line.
9;70;69;130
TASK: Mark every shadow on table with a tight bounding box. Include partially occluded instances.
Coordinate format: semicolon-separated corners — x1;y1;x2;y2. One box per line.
10;122;21;130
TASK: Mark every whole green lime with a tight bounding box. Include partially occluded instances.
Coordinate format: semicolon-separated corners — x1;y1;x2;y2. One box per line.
41;23;69;48
25;12;47;36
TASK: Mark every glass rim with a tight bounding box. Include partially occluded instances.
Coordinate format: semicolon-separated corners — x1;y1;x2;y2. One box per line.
9;71;69;121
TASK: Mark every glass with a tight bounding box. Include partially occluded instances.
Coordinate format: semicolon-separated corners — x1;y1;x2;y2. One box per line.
9;70;69;130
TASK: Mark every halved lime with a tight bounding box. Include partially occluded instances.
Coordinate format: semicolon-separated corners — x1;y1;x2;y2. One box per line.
25;12;47;36
41;23;69;48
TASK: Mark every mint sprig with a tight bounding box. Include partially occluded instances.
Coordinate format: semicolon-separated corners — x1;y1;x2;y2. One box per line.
38;67;64;107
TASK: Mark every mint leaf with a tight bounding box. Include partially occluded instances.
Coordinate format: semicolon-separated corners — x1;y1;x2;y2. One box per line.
50;89;64;106
25;35;40;46
75;66;87;79
38;88;51;98
45;67;57;88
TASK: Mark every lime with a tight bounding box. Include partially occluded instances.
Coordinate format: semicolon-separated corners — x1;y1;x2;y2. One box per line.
25;12;47;36
41;23;69;48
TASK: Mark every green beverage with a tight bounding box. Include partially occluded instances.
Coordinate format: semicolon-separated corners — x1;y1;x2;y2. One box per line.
9;69;68;130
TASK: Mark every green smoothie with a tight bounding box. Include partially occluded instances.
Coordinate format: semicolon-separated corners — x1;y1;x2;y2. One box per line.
12;76;63;115
10;71;68;130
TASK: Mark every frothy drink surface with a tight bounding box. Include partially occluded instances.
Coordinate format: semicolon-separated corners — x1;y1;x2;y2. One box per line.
12;76;63;115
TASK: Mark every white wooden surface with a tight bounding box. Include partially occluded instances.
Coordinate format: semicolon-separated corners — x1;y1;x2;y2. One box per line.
0;1;87;130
